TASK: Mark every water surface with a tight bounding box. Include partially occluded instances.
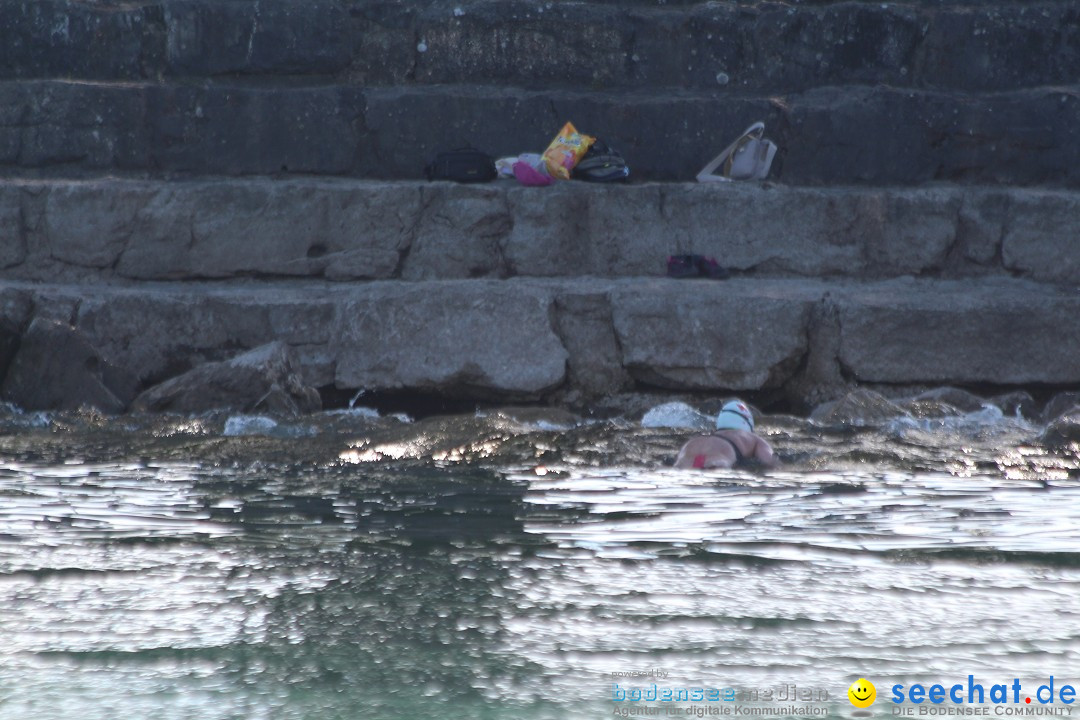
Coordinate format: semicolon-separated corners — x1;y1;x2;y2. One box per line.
1;404;1077;719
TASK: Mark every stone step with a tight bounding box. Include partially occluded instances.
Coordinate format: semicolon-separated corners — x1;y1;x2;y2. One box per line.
348;1;1080;94
1;275;1077;409
1;179;1075;285
2;81;1078;185
3;0;1077;95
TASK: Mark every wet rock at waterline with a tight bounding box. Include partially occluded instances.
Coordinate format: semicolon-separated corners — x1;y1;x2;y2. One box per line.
640;401;715;431
478;406;582;430
1042;392;1080;425
1040;409;1080;448
911;387;989;414
0;316;21;383
0;278;1076;415
810;389;911;427
131;341;321;416
0;318;137;413
990;390;1037;419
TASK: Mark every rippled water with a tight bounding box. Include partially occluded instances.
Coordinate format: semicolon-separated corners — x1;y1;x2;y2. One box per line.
1;403;1078;719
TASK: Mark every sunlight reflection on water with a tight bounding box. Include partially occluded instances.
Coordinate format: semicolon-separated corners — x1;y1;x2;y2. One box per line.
0;408;1077;720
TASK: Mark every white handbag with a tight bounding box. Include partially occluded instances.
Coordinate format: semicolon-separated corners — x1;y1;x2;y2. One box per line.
696;121;777;183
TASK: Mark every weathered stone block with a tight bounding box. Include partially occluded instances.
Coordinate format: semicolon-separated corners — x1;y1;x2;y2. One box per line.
43;183;152;269
74;289;337;387
552;291;630;398
0;81;151;170
360;85;1080;186
862;189;961;277
322;182;420;281
112;185;198;280
611;279;816;390
346;1;419;86
119;181;412;280
131;340;321;415
341;1;1080;93
778;86;1080;187
951;190;1010;272
583;184;671;277
20;179;416;282
749;3;921;92
920;5;1080;92
164;0;351;76
7;180;1080;285
331;281;568;397
4;0;1079;99
412;1;628;89
836;278;1080;385
1001;190;1080;285
0;317;135;413
627;5;745;91
403;184;511;280
2;273;1077;409
360;87;562;180
0;186;25;269
4;77;1079;187
0;0;162;80
145;83;363;175
658;184;865;275
502;185;591;277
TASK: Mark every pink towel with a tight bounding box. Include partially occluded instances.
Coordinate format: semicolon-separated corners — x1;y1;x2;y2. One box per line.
513;161;554;187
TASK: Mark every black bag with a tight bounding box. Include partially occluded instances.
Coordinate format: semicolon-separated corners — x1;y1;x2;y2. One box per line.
571;140;630;183
424;146;497;183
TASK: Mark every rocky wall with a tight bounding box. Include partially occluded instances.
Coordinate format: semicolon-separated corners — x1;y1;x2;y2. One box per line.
5;1;1079;94
1;179;1077;285
1;80;1077;185
2;0;1079;417
1;277;1078;413
2;0;1079;185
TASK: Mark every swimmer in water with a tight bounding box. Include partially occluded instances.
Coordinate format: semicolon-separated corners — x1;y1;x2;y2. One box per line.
674;400;780;470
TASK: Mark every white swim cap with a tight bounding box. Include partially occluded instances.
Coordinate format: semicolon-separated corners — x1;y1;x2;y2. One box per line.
715;400;754;431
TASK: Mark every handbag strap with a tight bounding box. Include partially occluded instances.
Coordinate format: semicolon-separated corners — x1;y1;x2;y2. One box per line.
696;122;767;183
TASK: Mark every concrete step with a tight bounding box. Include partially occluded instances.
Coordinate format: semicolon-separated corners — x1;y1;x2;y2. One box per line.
2;81;1078;185
4;1;1077;95
1;179;1075;285
4;0;1076;413
347;1;1080;94
1;275;1077;408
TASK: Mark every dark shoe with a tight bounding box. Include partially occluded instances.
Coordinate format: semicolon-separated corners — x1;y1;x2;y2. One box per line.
667;254;700;278
697;256;730;279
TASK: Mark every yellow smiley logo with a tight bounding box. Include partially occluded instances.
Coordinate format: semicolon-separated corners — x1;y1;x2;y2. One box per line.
848;678;876;708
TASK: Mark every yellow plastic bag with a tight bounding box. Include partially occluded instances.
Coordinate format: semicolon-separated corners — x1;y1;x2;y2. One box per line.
543;122;595;180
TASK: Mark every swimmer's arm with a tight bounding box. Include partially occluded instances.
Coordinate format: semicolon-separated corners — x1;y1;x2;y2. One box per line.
753;438;781;468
